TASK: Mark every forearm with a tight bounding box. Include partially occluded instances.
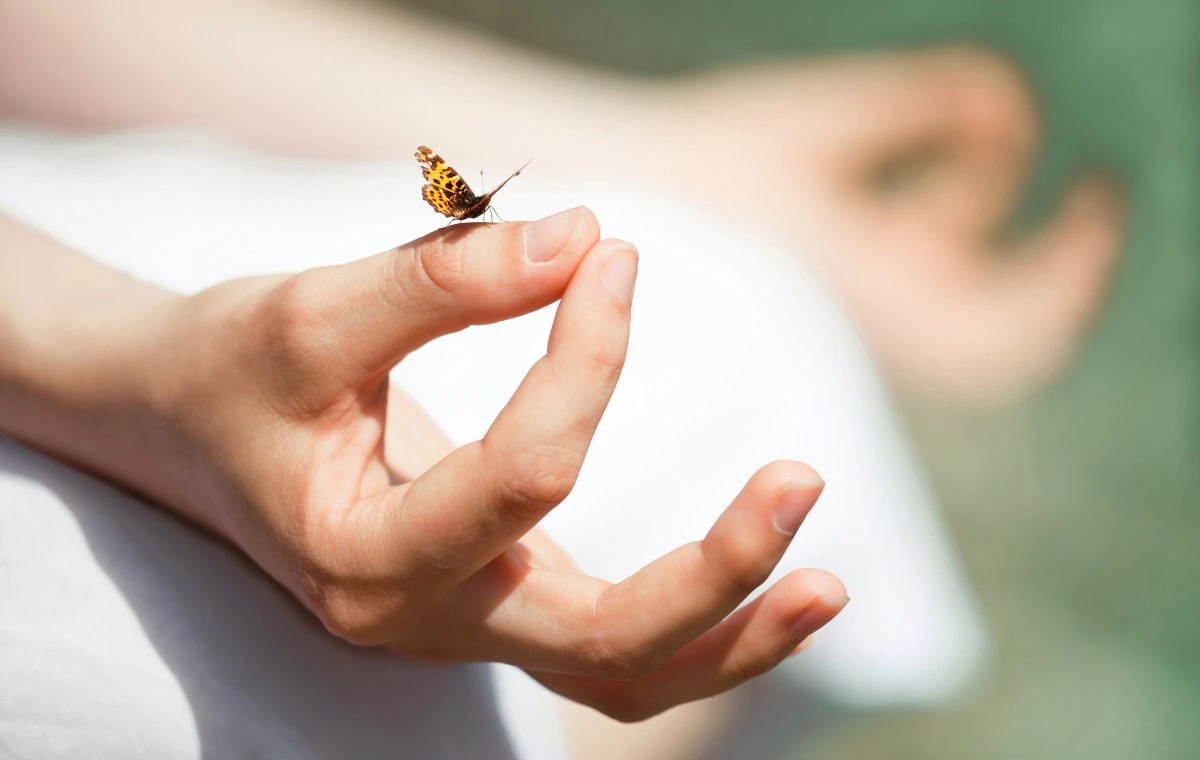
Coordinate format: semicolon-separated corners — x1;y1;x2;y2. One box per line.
0;0;662;171
0;216;207;525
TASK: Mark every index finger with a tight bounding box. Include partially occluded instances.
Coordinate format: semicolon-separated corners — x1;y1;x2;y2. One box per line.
382;238;638;591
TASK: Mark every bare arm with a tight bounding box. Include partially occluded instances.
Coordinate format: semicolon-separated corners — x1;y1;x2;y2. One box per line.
0;0;657;170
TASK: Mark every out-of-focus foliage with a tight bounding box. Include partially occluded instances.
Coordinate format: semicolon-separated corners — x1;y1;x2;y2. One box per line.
402;0;1198;757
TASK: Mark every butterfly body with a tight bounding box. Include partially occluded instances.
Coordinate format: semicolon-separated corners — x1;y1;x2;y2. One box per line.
415;146;531;221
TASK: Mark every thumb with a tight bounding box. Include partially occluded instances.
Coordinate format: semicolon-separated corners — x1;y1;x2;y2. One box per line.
317;207;598;375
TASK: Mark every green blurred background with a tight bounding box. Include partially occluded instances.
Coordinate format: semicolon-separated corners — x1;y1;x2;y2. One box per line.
402;1;1198;757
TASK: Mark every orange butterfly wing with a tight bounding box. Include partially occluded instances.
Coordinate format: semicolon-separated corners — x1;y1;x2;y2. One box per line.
415;146;478;219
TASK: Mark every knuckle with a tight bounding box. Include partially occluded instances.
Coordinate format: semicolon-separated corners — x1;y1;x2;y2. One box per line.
728;652;772;684
581;344;626;387
729;567;771;599
705;532;774;598
265;271;336;368
581;632;663;682
407;236;470;303
310;588;392;646
499;444;584;515
588;650;653;682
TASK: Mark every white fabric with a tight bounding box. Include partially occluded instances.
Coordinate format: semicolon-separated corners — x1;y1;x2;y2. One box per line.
0;126;986;759
0;435;532;760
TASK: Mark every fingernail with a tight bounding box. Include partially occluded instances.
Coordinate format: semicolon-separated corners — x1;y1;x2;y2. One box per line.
600;243;638;302
789;596;849;643
524;208;581;264
772;477;824;536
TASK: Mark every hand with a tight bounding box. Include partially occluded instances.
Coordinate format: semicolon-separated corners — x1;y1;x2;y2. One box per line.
658;47;1126;401
113;208;847;720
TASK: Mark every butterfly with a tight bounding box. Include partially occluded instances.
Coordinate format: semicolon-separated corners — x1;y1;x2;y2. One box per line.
415;146;532;221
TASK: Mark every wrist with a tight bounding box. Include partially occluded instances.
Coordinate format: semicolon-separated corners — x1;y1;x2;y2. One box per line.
0;219;195;521
0;281;180;475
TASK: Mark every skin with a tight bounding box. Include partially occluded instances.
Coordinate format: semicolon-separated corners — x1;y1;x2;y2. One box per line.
0;208;848;722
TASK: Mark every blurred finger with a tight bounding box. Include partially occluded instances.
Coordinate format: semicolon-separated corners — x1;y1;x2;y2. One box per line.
810;47;1036;237
986;174;1126;390
861;173;1126;402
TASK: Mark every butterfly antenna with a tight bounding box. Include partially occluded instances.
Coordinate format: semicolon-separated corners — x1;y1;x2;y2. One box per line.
479;158;534;203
